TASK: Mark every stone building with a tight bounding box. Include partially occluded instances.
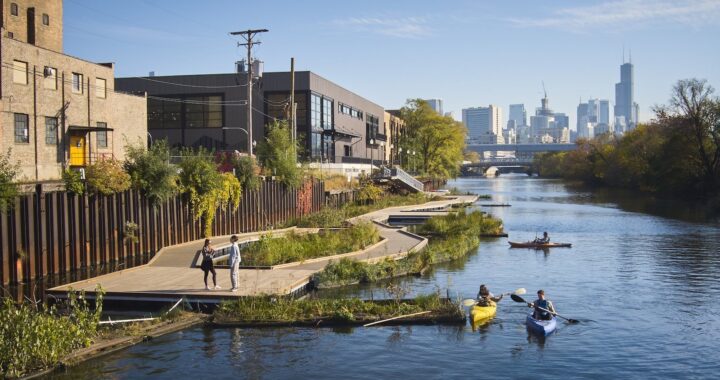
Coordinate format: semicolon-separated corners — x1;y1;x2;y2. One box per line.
1;0;146;182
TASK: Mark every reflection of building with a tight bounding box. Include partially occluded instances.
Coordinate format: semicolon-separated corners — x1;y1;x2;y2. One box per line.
462;105;504;144
1;0;147;181
423;98;443;115
117;71;385;164
614;61;638;130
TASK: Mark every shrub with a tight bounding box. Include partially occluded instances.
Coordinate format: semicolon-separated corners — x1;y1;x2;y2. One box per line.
0;148;20;211
62;168;85;195
230;155;261;191
124;139;178;204
357;183;383;204
256;121;302;188
86;159;131;195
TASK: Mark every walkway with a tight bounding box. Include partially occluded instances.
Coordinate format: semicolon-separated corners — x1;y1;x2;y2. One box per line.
48;194;478;303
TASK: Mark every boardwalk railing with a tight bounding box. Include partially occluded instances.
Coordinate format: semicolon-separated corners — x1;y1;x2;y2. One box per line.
0;179;326;285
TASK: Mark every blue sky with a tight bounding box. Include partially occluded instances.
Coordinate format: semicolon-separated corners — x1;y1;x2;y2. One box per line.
64;0;720;129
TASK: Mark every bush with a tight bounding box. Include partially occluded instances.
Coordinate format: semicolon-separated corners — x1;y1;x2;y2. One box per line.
86;159;131;195
0;289;103;378
62;168;85;195
124;139;178;204
256;121;302;188
231;155;261;190
0;148;20;211
357;183;383;204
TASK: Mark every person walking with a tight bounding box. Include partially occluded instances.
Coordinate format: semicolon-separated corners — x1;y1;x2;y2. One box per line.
229;235;241;292
200;239;220;290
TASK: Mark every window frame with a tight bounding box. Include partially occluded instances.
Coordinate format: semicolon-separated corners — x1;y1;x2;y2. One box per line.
10;3;18;16
14;113;29;144
96;122;108;148
42;13;49;26
45;117;58;145
13;60;28;84
95;78;107;99
43;66;57;90
72;73;83;94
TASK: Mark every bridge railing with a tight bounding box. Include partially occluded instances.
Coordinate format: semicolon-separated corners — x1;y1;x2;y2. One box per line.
377;166;424;192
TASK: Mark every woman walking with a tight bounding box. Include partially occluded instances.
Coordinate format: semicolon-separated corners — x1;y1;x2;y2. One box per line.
201;239;220;290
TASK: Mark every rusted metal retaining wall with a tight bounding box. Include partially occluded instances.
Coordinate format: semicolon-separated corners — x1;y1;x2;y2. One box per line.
0;179;325;285
325;189;359;209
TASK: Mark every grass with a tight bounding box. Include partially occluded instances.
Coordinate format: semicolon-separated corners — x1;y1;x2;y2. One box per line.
213;293;461;324
241;223;381;266
314;210;503;288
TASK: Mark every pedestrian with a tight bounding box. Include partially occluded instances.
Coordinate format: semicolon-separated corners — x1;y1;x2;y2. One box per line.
229;235;241;292
200;239;220;290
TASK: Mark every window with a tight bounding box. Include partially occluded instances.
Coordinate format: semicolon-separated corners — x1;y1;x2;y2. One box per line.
8;32;14;38
72;73;83;93
366;114;379;142
10;3;18;16
14;113;29;143
43;67;57;90
13;60;27;84
45;117;58;145
95;78;106;99
338;102;363;120
96;122;108;148
42;13;49;26
344;145;351;157
148;95;223;129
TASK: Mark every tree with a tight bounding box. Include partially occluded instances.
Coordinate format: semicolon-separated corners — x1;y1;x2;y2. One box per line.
256;121;302;188
662;79;720;192
124;139;178;204
399;99;466;179
86;159;131;195
0;149;20;211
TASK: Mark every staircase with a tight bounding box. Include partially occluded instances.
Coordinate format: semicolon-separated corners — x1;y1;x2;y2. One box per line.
375;166;424;193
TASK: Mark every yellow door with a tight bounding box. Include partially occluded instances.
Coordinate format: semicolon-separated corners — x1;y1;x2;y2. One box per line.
69;135;86;166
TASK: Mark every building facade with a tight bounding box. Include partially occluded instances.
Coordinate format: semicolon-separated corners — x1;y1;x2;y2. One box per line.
614;61;638;131
1;0;147;181
423;98;443;115
508;104;527;127
117;71;386;165
462;105;503;144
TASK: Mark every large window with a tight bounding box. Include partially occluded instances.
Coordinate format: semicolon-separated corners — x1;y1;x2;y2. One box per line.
13;60;27;84
366;114;380;142
309;93;334;159
72;73;83;93
97;122;108;148
43;67;57;90
14;113;29;143
45;117;58;145
147;95;223;129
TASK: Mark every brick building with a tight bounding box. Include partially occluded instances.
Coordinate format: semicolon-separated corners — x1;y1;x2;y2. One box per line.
1;0;147;181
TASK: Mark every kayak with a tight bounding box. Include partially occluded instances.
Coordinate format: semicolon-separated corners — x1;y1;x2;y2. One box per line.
526;313;557;336
509;241;572;249
470;303;497;325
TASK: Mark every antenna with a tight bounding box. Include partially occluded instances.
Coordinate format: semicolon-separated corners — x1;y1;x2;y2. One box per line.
542;81;547;99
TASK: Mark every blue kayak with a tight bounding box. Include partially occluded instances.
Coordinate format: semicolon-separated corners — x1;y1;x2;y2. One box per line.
526;313;557;336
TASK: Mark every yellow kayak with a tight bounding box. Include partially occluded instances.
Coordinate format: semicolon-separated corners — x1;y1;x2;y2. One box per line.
470;302;497;325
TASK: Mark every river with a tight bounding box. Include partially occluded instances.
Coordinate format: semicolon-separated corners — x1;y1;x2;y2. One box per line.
46;176;720;379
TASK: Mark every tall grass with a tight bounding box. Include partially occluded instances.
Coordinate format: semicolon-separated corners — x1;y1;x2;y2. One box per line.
242;223;380;266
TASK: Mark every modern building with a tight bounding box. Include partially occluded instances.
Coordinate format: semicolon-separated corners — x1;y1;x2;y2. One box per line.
508;104;527;127
116;71;386;166
577;98;611;139
423;98;443;115
1;0;147;182
614;61;638;130
462;105;503;144
599;99;610;125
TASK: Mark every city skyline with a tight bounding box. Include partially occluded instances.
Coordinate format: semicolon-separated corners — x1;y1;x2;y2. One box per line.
62;0;720;131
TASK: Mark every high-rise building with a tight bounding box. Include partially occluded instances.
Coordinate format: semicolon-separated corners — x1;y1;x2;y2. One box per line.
599;100;610;125
423;99;443;115
577;98;610;138
509;104;527;127
614;61;638;130
462;105;503;143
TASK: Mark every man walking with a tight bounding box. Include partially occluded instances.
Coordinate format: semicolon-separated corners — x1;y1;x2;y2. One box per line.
229;235;241;292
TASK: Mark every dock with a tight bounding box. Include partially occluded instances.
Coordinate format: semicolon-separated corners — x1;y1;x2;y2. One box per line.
47;195;477;304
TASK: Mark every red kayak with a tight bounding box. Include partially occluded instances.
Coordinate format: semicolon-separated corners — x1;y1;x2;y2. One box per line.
509;241;572;249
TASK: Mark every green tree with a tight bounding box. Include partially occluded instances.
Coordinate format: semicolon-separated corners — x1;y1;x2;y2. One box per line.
0;149;20;211
230;155;261;190
399;99;465;179
178;148;242;236
256;121;302;188
124;139;178;204
86;159;131;195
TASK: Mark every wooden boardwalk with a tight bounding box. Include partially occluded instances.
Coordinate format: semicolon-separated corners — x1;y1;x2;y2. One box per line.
48;195;477;303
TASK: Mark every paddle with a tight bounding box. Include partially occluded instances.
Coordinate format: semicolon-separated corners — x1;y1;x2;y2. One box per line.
510;294;579;324
462;288;526;307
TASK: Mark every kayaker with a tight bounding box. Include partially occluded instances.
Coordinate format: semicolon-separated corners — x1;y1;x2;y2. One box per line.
476;284;503;306
534;232;550;244
528;289;556;320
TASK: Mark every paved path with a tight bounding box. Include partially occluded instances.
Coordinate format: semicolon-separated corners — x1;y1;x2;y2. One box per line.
49;195;478;301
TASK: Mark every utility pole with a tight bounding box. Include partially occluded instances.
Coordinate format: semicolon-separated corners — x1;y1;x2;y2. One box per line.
230;28;268;156
290;57;296;143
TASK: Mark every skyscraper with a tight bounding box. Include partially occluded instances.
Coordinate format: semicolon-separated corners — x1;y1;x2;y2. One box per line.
462;105;503;143
423;99;443;115
509;104;527;127
599;100;610;125
614;61;638;130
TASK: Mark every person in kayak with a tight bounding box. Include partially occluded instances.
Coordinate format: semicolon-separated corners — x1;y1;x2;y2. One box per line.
476;284;503;306
529;289;556;320
534;232;550;244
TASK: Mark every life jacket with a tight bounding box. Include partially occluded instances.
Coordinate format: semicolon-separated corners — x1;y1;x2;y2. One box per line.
535;299;551;319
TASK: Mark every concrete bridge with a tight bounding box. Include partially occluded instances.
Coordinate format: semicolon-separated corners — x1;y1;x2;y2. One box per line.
462;158;534;176
466;143;576;154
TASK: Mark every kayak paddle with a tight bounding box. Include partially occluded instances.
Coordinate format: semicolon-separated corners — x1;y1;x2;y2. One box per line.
462;288;526;307
510;293;580;324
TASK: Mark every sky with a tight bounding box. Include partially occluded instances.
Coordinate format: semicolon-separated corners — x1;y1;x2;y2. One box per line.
63;0;720;129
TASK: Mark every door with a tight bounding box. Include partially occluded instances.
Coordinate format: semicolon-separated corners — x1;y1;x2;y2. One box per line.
69;135;86;166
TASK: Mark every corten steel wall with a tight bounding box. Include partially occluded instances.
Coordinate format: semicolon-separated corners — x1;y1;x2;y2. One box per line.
0;179;325;285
